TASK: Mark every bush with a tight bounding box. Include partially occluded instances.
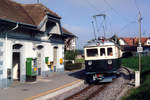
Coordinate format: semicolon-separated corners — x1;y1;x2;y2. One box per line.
64;50;77;60
64;62;82;71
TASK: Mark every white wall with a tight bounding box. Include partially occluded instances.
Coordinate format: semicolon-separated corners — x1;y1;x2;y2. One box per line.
145;39;150;45
0;36;64;87
41;42;64;72
41;42;52;72
56;44;64;70
119;39;126;45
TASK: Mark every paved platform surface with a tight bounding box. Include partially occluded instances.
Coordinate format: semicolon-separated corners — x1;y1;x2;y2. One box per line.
0;70;85;100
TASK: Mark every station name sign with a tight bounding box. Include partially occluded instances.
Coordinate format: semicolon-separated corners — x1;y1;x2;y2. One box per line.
137;46;143;53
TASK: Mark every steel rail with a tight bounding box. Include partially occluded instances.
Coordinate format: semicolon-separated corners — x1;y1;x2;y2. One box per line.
65;83;110;100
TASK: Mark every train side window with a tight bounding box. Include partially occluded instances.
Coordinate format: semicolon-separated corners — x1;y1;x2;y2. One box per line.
100;48;105;56
86;49;98;57
107;48;113;56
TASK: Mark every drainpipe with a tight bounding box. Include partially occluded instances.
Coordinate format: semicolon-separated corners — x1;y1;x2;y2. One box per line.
5;23;19;88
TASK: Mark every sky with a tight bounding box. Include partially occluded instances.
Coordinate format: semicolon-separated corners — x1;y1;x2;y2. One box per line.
13;0;150;49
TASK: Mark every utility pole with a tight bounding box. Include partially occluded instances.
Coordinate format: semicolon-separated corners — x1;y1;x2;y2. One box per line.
136;11;142;87
138;11;142;72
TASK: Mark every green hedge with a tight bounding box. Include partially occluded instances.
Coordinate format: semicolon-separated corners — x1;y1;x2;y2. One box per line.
64;62;82;71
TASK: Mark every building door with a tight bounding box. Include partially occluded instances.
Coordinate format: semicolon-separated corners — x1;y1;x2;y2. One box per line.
37;52;42;75
12;52;20;81
53;47;58;68
37;45;44;76
12;44;23;81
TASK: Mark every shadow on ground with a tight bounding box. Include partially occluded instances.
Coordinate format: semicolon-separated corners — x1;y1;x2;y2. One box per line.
67;69;86;80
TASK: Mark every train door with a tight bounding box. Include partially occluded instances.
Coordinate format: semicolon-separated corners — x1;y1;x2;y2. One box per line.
53;47;58;70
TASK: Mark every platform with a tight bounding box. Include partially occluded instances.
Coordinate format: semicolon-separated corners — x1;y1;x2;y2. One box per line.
0;70;85;100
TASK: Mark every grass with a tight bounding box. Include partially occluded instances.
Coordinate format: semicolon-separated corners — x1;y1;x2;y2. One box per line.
121;56;150;100
121;56;150;72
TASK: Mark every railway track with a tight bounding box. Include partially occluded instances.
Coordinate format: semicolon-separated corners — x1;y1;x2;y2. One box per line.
64;67;133;100
64;83;110;100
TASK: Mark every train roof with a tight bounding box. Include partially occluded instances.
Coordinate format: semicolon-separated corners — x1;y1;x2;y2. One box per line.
84;40;116;48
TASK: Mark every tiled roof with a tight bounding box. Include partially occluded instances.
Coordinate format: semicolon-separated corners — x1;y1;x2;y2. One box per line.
121;37;148;46
0;0;60;26
22;4;61;26
0;0;34;25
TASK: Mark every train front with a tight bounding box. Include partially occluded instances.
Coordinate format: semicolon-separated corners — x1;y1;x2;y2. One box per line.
84;39;122;83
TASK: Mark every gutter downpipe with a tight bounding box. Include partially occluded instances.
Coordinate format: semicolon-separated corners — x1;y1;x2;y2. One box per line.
5;23;19;88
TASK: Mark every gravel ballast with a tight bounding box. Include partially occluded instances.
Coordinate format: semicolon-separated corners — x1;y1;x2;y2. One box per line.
50;67;134;100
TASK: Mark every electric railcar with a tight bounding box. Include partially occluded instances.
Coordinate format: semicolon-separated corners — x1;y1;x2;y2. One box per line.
84;39;122;83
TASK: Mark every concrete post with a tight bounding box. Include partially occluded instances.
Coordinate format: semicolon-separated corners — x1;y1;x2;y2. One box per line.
135;71;140;87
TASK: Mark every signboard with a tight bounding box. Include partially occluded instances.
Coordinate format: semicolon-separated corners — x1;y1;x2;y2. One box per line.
137;47;143;53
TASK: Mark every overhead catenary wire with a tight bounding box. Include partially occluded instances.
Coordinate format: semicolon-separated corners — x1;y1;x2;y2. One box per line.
86;0;111;13
134;0;141;13
118;21;137;33
103;0;136;23
86;0;142;38
86;0;102;13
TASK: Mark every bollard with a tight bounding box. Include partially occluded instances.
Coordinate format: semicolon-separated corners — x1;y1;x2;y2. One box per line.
135;71;140;87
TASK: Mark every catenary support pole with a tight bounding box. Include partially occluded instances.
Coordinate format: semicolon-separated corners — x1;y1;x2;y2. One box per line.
136;11;142;87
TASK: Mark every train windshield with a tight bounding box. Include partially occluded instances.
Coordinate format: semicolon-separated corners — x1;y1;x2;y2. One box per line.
100;48;105;56
86;49;98;57
107;48;113;56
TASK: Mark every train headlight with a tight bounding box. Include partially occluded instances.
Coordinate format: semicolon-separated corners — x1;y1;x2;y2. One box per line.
88;61;92;66
108;60;112;65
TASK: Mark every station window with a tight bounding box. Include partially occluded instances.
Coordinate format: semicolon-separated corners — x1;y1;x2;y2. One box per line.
100;48;105;56
107;48;113;56
87;49;98;57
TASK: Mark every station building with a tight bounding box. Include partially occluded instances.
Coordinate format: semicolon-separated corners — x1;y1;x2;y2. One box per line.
0;0;64;88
